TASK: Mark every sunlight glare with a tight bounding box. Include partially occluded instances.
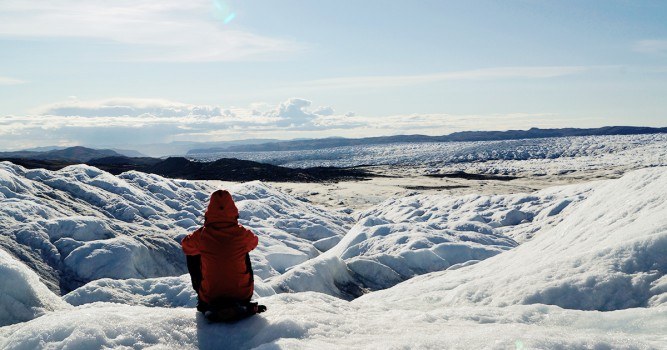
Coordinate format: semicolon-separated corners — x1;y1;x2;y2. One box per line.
212;0;236;25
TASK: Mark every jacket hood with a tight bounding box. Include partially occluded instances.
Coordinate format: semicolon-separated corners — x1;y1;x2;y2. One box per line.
204;190;239;224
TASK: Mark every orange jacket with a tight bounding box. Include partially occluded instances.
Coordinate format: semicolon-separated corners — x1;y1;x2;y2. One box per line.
181;190;258;303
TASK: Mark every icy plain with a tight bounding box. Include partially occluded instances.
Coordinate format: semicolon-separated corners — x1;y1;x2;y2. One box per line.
190;134;667;175
0;135;666;348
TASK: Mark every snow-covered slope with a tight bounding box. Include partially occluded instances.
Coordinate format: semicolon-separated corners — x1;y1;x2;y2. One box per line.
1;162;665;348
62;275;197;308
0;159;610;304
232;181;352;279
0;163;206;293
0;249;69;326
1;294;665;348
63;274;277;307
361;167;667;311
0;162;351;297
270;183;592;296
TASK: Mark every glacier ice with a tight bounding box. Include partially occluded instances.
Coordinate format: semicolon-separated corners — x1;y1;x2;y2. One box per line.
0;249;69;326
272;182;593;296
361;167;667;311
0;159;666;348
190;134;667;175
0;162;352;296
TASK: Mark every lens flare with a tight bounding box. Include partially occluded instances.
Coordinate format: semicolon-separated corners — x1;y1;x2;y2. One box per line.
212;0;236;24
224;13;236;24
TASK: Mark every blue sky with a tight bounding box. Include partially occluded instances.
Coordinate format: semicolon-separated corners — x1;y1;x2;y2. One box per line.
0;0;666;151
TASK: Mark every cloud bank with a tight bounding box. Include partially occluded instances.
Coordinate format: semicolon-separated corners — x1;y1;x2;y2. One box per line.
0;97;574;152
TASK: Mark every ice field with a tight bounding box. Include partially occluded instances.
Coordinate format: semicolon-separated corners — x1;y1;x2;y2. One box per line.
0;138;666;348
190;134;667;175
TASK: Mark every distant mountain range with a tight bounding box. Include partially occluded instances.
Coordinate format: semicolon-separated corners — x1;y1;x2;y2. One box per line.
0;146;148;161
2;140;286;159
187;126;667;154
4;126;666;164
4;125;665;181
0;148;370;182
0;146;123;162
127;139;286;157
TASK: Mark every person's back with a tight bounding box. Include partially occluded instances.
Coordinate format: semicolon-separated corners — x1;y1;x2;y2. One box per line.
181;190;258;310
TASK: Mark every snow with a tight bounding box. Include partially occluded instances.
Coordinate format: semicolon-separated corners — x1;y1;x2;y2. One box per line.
190;134;667;175
1;158;666;348
361;167;667;311
232;181;353;279
270;256;362;300
0;162;352;294
0;249;69;326
271;182;593;296
63;275;197;308
1;294;665;349
63;274;277;308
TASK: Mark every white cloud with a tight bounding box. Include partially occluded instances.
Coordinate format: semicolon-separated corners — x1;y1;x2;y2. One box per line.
634;40;667;55
0;76;26;85
0;0;301;62
313;106;335;116
270;98;314;126
9;97;342;138
297;66;590;90
0;97;579;151
36;98;210;118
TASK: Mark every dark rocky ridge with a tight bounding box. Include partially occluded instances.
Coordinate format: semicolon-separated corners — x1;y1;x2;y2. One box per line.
426;171;519;181
0;153;372;182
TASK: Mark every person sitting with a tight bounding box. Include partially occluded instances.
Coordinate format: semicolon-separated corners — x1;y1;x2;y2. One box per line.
181;189;265;321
